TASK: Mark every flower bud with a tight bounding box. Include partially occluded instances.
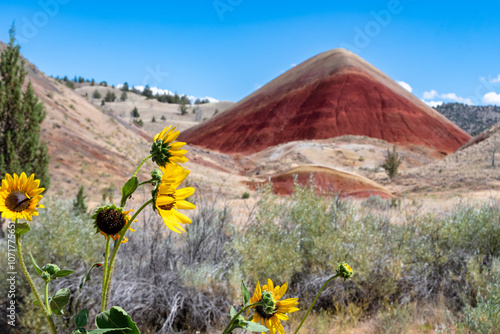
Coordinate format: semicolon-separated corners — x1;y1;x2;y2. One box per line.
261;290;277;315
42;263;60;276
337;262;353;280
150;140;173;167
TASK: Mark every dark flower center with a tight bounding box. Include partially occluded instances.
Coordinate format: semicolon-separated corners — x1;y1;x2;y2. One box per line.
96;208;127;235
159;194;175;211
5;191;31;212
255;305;275;319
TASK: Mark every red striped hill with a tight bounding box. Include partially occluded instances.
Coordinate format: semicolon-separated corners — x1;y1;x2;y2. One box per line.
179;49;470;154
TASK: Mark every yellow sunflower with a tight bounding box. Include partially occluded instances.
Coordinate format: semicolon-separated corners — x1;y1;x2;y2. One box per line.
249;279;299;334
0;172;45;221
151;126;188;167
154;164;195;233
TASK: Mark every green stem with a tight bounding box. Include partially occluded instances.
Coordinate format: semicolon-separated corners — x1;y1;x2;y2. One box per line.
133;154;152;178
15;233;57;334
138;179;153;187
293;274;340;334
100;237;111;312
222;302;263;334
103;199;153;309
44;281;51;316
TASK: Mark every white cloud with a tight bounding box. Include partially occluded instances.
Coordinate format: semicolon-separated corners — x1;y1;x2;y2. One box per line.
290;63;297;68
397;81;412;93
423;90;439;100
422;90;473;105
490;75;500;83
439;93;473;105
187;95;219;104
119;85;218;103
422;99;443;108
482;92;500;105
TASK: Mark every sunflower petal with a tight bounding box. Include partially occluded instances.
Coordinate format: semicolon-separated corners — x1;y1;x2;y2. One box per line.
267;279;274;291
172;209;192;225
175;200;196;210
275;282;288;300
175;187;195;200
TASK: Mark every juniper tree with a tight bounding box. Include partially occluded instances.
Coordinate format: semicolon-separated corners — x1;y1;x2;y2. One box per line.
131;106;140;118
73;185;88;214
0;25;50;188
120;90;127;101
381;144;403;179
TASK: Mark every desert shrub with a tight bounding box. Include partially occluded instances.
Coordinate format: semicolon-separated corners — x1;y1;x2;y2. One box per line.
3;184;499;332
133;118;143;127
0;192;238;333
458;257;500;333
361;195;391;210
234;183;500;319
241;192;250;199
98;194;237;332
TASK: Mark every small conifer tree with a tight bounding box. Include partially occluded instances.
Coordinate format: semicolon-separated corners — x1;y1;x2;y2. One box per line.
0;25;50;188
92;89;101;99
179;100;188;115
131;107;140;118
104;90;116;102
381;145;403;179
120;90;127;101
72;185;88;214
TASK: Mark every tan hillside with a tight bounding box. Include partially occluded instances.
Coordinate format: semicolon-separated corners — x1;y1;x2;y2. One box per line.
397;123;500;194
0;40;153;202
75;84;234;133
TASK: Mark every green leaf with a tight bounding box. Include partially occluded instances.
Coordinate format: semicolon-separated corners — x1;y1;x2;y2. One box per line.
120;176;139;207
14;222;31;236
80;263;103;289
241;280;250;305
242;321;269;332
88;329;131;334
52;269;75;278
230;306;236;318
49;288;71;315
75;308;89;328
29;253;43;278
72;329;88;334
96;306;139;334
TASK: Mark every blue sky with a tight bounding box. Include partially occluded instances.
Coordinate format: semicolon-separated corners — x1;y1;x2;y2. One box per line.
1;0;499;105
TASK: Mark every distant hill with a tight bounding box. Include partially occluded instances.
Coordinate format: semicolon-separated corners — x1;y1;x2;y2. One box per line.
180;48;471;154
434;103;500;136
